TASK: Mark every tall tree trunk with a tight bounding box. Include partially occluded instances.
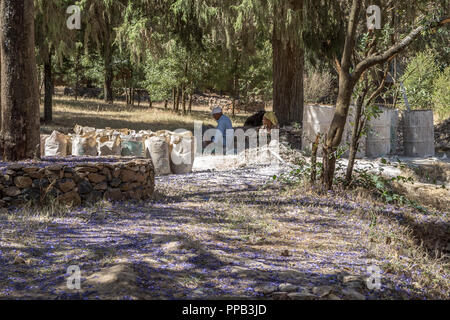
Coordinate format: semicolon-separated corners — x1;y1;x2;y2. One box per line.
345;96;364;185
44;54;53;122
38;68;44;97
232;56;239;118
272;0;304;126
322;0;361;189
127;87;131;105
182;86;186;115
311;134;321;183
103;41;114;104
0;44;2;132
322;74;354;189
175;86;180;112
130;66;134;106
75;49;80;101
188;92;193;114
177;87;182;112
182;62;188;115
1;0;40;160
172;87;176;110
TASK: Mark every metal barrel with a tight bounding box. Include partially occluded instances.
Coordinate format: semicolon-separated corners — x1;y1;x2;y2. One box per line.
366;108;391;158
403;110;435;157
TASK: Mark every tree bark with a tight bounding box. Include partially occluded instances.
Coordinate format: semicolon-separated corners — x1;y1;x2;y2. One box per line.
0;39;1;133
346;67;389;185
272;0;304;126
182;61;188;115
345;95;364;185
175;86;181;112
44;54;53;122
311;134;321;183
322;73;355;189
1;0;40;160
188;92;193;114
322;0;361;189
182;86;186;115
103;41;114;104
75;48;80;101
130;65;135;106
232;55;239;118
172;87;176;110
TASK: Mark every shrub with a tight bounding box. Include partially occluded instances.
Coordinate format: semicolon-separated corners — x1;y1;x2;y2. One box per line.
304;69;335;104
401;50;440;110
432;66;450;120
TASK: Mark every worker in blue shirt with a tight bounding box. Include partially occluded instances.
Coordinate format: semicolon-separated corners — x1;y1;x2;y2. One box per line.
211;106;233;151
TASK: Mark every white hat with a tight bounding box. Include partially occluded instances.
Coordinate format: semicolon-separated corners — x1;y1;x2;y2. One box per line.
211;106;222;115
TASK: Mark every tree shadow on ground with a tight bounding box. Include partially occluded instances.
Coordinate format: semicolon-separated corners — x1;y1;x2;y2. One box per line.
0;202;420;300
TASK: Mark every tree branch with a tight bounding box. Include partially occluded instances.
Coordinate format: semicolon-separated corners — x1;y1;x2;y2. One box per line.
365;64;390;107
353;17;450;80
334;55;341;74
341;0;363;73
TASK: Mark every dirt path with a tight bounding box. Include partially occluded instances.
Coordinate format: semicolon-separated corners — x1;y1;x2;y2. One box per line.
0;163;444;300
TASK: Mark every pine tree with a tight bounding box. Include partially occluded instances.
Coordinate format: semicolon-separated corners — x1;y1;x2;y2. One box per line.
80;0;127;104
35;0;76;122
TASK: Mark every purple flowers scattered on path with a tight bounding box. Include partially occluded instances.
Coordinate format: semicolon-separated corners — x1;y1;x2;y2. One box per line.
0;164;446;299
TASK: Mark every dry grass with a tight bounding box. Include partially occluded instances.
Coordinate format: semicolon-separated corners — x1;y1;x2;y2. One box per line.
289;184;450;299
304;69;335;104
40;96;248;134
363;211;450;299
243;182;449;298
391;181;450;211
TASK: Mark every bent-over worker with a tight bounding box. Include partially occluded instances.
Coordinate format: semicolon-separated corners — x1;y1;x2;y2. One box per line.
211;106;233;148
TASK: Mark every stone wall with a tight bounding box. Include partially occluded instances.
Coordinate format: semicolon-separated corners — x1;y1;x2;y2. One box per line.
0;159;154;208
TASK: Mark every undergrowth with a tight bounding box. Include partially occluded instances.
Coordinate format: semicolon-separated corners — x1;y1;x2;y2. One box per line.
274;156;432;213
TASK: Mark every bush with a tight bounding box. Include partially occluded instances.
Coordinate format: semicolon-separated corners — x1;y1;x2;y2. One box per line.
401;50;440;110
304;69;335;104
432;66;450;120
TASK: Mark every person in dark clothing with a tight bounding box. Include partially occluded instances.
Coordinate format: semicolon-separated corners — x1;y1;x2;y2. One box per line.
244;110;266;127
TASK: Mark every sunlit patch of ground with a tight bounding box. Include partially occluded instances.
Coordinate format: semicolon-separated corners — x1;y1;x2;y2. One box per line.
0;164;448;300
40;96;247;134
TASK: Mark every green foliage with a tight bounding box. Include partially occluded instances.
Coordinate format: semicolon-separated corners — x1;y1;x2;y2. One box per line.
237;39;273;103
352;167;412;205
401;50;440;110
34;0;77;63
274;155;427;212
273;157;323;185
399;50;450;119
37;0;449;111
350;158;428;212
143;42;181;101
432;66;450;120
80;53;105;87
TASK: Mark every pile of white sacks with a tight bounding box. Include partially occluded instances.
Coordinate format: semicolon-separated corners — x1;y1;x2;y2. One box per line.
41;125;195;175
